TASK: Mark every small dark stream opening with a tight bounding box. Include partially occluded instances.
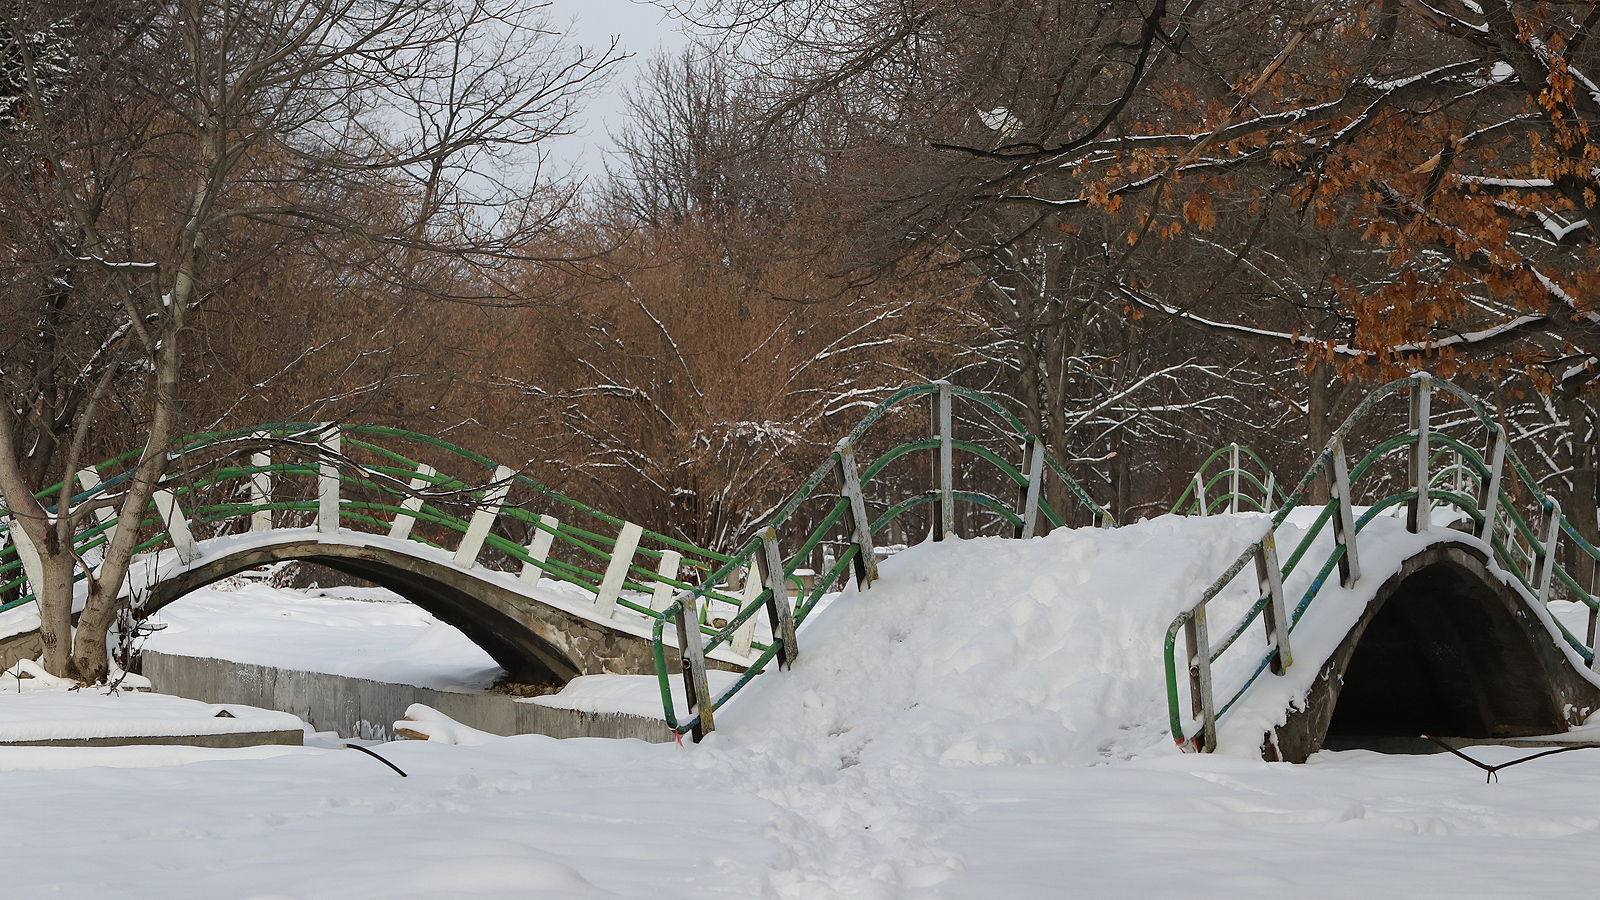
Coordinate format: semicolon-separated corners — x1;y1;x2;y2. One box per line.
1322;560;1563;754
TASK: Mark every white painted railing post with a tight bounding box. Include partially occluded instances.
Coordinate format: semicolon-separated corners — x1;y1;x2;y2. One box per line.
6;519;45;598
75;469;120;579
593;521;644;619
835;439;878;588
386;464;436;542
1193;472;1208;516
929;391;943;542
761;526;799;670
318;426;341;535
1537;500;1562;604
153;489;201;565
1021;438;1045;540
1478;430;1508;548
673;590;713;741
1229;443;1240;514
938;381;954;539
250;432;272;532
75;469;116;528
1408;376;1432;534
1332;440;1362;588
453;466;514;568
1255;533;1292;675
519;514;560;583
650;549;682;612
730;558;765;658
1264;473;1276;513
1184;607;1216;753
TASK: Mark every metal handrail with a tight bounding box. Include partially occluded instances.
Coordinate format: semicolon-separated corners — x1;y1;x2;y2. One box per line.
0;381;1112;743
1164;375;1600;752
1171;443;1284;516
653;380;1113;739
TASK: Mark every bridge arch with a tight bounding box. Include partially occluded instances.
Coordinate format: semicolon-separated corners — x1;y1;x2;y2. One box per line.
1271;542;1600;761
136;539;654;686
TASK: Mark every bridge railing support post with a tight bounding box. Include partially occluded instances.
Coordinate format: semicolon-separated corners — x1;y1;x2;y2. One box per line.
673;590;713;741
386;463;436;542
249;432;272;532
75;469;119;579
1229;443;1240;515
650;549;682;612
1536;499;1562;604
1332;440;1362;588
730;558;765;658
1193;471;1208;516
153;489;201;565
1184;608;1216;753
761;526;799;670
594;521;644;620
1478;430;1508;549
318;426;341;535
519;514;559;583
1255;534;1292;675
1018;438;1045;540
1408;375;1432;534
835;440;878;589
454;466;514;569
930;381;953;541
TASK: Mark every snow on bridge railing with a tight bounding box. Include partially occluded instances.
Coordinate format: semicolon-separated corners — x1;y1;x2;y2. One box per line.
654;381;1114;740
1170;443;1284;516
1166;375;1600;753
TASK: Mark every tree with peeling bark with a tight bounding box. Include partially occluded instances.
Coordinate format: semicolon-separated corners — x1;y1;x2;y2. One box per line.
0;0;616;682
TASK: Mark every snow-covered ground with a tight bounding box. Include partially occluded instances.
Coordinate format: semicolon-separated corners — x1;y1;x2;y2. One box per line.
0;689;302;743
3;516;1598;898
141;580;506;693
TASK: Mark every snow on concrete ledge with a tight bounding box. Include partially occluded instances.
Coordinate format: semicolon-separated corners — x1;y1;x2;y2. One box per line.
0;687;304;746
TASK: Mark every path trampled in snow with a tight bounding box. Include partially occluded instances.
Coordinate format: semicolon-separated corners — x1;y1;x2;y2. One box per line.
3;517;1598;899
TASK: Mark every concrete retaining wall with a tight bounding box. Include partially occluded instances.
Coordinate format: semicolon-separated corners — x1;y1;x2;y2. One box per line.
0;629;42;673
140;650;674;743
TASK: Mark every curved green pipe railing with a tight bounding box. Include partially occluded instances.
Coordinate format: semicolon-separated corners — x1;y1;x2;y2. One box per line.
1171;443;1285;516
1164;375;1600;752
0;381;1111;739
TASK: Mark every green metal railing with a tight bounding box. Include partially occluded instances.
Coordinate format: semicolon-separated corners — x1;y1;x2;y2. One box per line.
0;423;744;627
1170;443;1284;515
653;380;1113;740
0;381;1112;741
1164;375;1600;752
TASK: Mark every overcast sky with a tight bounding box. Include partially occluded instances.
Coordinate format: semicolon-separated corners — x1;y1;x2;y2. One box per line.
542;0;694;186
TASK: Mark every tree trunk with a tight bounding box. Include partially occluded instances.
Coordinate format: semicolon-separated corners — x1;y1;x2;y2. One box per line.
1306;362;1333;502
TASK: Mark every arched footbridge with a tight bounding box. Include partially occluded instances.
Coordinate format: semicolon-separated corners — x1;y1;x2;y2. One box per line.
2;377;1596;758
0;383;1112;728
1166;375;1600;761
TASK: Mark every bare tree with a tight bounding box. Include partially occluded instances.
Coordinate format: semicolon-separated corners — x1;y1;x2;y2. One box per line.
0;0;617;681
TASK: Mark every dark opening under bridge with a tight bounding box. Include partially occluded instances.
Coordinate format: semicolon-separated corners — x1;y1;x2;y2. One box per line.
1;377;1597;759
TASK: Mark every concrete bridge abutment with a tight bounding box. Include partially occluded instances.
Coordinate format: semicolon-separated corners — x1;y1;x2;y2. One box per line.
1269;543;1600;762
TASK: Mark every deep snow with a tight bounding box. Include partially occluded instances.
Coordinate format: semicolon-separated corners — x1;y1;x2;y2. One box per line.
2;516;1599;899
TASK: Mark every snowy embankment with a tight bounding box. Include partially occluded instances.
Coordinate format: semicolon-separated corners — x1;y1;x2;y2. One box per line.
3;517;1600;898
720;514;1270;766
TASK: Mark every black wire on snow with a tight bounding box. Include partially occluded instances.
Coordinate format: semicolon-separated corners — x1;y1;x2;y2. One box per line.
1421;734;1600;782
343;743;408;777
